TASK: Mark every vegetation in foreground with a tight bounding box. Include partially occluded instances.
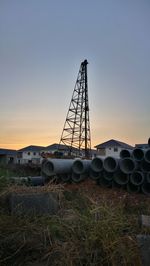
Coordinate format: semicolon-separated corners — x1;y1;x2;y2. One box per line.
0;177;150;265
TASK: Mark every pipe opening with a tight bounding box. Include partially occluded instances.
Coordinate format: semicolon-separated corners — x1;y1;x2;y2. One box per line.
141;160;150;172
103;171;113;181
91;158;103;172
120;158;135;174
147;172;150;183
72;173;82;183
120;149;131;159
132;148;144;161
58;174;71;182
104;157;118;172
42;161;54;176
113;172;129;185
90;169;100;180
72;160;83;174
130;171;144;185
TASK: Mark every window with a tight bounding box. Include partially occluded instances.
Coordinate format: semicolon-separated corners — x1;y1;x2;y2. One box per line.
114;147;118;152
28;152;30;155
33;152;36;155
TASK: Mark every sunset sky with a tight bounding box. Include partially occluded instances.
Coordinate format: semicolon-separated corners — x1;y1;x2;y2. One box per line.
0;0;150;150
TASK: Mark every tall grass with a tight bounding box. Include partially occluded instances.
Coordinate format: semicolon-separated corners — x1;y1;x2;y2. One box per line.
0;185;143;266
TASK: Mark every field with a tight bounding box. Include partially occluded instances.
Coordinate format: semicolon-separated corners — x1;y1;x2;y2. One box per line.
0;169;150;265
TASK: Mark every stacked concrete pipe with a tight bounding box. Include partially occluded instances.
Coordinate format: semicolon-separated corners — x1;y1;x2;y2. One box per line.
120;149;132;159
41;158;75;182
40;146;150;195
103;156;119;173
90;150;150;195
72;159;91;174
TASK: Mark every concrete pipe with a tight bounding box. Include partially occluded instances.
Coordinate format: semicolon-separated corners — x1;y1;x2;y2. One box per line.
140;160;150;172
103;156;119;173
41;159;74;176
120;149;132;159
132;148;145;161
112;180;122;189
71;172;87;183
57;174;71;182
119;158;136;174
103;170;113;181
89;169;102;180
141;182;150;196
91;157;103;172
144;149;150;163
146;172;150;183
113;170;129;185
130;171;144;186
127;182;140;193
72;159;91;174
97;176;112;188
28;176;45;186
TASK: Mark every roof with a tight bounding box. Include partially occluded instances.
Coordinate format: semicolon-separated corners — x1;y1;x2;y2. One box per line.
45;143;65;150
0;148;17;155
18;145;45;152
45;143;78;151
135;143;149;149
95;139;133;150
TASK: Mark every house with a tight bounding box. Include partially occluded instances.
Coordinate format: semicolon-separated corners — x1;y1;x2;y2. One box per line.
44;143;66;155
43;143;81;157
0;148;17;164
95;139;133;158
135;144;149;149
17;145;45;164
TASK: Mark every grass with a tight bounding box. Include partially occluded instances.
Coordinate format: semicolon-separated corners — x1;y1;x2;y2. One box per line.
0;177;150;265
0;164;41;178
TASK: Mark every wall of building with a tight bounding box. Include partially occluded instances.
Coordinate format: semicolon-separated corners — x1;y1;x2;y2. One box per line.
17;151;41;164
0;154;17;164
97;146;122;158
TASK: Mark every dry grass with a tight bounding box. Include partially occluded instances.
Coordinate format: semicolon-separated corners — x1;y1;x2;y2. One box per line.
0;178;149;265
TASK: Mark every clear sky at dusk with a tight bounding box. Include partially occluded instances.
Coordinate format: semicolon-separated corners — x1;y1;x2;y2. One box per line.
0;0;150;149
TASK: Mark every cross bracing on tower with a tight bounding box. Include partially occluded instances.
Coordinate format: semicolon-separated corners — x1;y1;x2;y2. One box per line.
59;59;91;158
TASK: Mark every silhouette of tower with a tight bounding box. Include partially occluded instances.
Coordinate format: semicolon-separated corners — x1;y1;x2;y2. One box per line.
59;59;91;158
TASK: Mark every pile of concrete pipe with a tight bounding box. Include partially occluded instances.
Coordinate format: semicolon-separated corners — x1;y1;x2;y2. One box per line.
40;147;150;195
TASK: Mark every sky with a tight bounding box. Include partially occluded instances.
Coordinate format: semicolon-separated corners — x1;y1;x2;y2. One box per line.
0;0;150;150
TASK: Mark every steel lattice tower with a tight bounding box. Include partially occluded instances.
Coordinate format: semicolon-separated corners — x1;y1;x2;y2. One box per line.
59;59;91;158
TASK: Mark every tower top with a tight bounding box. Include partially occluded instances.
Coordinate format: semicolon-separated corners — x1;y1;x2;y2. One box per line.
81;59;88;66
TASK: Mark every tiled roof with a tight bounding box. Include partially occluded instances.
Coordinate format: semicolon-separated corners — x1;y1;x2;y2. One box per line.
0;148;17;155
18;145;45;152
95;139;133;150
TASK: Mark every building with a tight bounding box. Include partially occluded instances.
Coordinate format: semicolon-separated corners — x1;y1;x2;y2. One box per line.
0;148;17;164
135;144;149;149
95;139;133;158
17;145;45;164
43;143;81;157
44;143;66;155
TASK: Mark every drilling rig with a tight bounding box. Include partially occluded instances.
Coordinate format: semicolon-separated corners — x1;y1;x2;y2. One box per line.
59;59;91;159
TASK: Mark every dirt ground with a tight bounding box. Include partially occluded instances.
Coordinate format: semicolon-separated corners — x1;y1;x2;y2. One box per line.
64;179;150;208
